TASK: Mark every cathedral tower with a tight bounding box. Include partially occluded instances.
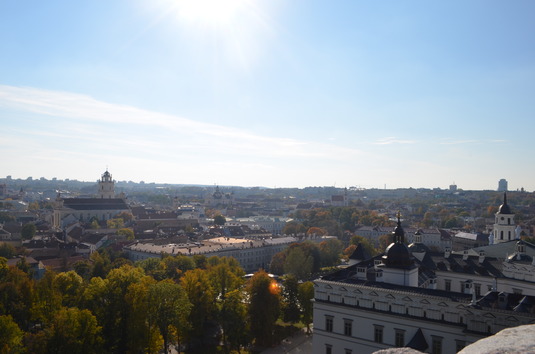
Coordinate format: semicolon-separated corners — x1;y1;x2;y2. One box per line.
493;193;516;244
98;170;115;199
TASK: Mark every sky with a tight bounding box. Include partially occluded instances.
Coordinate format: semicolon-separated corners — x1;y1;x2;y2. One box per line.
1;1;534;191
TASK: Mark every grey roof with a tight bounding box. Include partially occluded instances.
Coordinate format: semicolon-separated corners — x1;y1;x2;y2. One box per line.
349;243;372;261
407;328;428;351
471;240;535;260
63;198;129;211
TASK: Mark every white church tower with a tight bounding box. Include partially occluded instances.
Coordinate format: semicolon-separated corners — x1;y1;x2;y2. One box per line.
98;170;115;199
493;193;516;244
377;212;419;287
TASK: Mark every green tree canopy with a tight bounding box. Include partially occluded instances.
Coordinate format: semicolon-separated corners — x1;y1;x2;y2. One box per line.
44;307;103;353
298;281;314;334
214;214;226;226
21;223;36;240
147;280;192;353
117;228;135;240
0;315;24;353
283;247;313;281
281;275;300;323
247;270;280;347
180;268;215;342
319;238;343;267
219;289;249;353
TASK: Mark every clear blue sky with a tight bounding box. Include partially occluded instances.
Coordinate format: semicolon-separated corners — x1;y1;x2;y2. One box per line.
1;0;534;190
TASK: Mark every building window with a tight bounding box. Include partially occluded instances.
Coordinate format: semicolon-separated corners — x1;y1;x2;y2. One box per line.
395;329;405;347
445;279;451;292
325;316;333;332
344;319;352;336
431;336;443;354
513;288;523;295
325;344;332;354
474;283;481;296
374;325;384;343
344;350;352;354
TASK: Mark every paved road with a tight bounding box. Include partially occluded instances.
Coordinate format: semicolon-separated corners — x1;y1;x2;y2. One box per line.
261;328;313;354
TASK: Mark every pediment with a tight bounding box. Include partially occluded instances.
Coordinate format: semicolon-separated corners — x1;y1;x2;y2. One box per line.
339;287;347;292
386;294;395;299
483;313;496;319
324;284;332;289
420;299;430;304
402;296;413;302
369;291;379;296
437;302;448;307
353;289;362;294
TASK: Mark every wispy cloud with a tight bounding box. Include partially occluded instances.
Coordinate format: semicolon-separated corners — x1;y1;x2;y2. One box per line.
373;137;416;145
439;139;508;145
0;85;362;162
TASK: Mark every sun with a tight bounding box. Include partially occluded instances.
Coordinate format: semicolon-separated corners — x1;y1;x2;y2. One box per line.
175;0;250;28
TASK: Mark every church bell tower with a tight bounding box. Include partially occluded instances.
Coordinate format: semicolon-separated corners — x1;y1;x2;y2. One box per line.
98;170;115;199
493;193;516;244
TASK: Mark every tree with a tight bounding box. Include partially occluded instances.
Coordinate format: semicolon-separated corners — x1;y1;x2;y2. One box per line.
284;247;313;281
124;276;163;353
0;315;24;353
53;271;84;307
148;280;192;353
0;267;34;330
0;243;16;259
219;289;249;353
117;228;135;240
298;282;314;334
73;260;93;280
306;226;326;236
377;234;392;252
269;251;286;275
0;212;15;223
31;270;62;326
180;268;215;343
44;307;103;353
90;219;100;229
116;211;134;223
349;235;377;257
319;238;343;267
282;222;307;236
208;261;244;300
214;214;226;226
162;255;195;280
107;218;124;229
90;251;111;278
21;223;36;240
247;270;280;347
281;275;300;323
83;265;144;352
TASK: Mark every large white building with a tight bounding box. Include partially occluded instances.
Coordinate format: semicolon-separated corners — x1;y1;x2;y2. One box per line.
124;236;298;273
313;202;535;354
52;170;129;228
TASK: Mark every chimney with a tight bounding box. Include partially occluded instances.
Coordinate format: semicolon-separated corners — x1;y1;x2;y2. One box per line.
479;250;485;264
444;247;451;258
463;250;469;261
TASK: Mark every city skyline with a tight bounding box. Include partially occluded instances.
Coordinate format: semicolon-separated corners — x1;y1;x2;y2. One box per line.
1;1;535;191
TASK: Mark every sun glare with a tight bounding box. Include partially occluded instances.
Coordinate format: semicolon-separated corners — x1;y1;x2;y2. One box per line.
175;0;250;27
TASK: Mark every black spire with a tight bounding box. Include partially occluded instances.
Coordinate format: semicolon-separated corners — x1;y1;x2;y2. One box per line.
392;211;405;243
498;192;512;214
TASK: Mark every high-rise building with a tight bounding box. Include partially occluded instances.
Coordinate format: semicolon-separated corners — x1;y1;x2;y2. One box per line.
498;179;508;192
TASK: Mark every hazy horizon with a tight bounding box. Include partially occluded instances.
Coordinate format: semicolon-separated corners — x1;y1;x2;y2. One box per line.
1;1;534;191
